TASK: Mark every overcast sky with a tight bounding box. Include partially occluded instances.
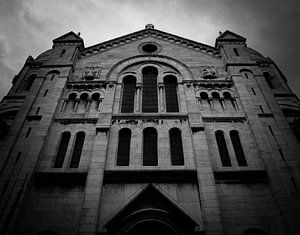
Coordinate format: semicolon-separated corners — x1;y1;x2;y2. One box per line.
0;0;299;99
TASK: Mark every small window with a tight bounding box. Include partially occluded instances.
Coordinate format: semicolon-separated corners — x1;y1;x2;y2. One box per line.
117;128;131;166
60;49;66;57
233;48;239;56
143;127;158;166
54;132;71;168
169;128;184;165
70;131;85;168
230;130;247;166
215;131;231;167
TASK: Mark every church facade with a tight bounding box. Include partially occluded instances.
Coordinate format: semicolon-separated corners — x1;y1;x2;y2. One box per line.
0;24;300;235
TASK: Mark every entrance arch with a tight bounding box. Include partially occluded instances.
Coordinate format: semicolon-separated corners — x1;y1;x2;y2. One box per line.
126;219;177;235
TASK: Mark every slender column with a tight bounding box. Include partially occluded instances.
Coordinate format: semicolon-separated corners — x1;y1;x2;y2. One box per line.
220;98;225;111
135;83;141;112
158;83;164;112
74;99;79;112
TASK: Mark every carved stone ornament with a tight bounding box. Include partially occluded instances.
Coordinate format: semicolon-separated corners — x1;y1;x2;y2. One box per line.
82;66;101;80
200;66;218;79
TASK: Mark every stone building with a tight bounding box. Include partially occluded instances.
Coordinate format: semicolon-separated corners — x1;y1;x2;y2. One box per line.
0;24;300;235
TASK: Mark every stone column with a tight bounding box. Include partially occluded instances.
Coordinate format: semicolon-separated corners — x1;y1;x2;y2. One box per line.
78;127;109;235
135;83;141;112
158;83;165;112
192;128;224;235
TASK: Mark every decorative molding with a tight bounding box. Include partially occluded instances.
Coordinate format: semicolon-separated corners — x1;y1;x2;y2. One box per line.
34;172;87;185
54;118;98;124
103;170;198;183
202;116;246;123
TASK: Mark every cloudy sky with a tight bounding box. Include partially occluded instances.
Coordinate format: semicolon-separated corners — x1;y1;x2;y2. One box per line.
0;0;299;99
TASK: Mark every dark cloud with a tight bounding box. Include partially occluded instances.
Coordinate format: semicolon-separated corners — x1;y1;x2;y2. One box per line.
0;0;299;99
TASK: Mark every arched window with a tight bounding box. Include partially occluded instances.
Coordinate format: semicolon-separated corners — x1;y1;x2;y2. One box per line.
212;92;223;111
239;69;253;79
263;72;276;89
91;93;101;112
230;130;247;166
23;74;36;91
223;92;236;111
142;67;158;113
70;131;85;168
215;131;231;167
121;76;136;113
199;92;210;110
77;93;88;113
143;127;157;166
46;70;60;81
164;76;179;112
54;132;71;168
169;128;184;165
117;128;131;166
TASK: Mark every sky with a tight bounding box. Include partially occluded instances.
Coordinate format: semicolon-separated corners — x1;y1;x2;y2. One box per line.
0;0;300;99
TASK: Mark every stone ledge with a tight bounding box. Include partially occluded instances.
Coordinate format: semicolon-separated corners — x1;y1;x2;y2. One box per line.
103;170;198;184
34;171;87;185
214;170;268;183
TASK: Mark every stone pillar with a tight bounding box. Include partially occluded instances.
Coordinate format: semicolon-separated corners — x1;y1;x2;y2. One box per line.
192;128;224;235
78;127;109;234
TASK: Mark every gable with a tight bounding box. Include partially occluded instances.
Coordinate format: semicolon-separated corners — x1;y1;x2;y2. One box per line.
53;31;83;43
79;28;221;59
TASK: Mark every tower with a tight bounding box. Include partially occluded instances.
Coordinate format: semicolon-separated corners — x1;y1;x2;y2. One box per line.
0;25;300;235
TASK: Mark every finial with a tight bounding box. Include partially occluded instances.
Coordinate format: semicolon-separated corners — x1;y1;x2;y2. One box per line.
145;24;154;29
219;31;222;35
78;32;81;37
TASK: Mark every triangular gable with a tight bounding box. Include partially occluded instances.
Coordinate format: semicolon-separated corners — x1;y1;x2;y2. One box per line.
215;30;246;47
104;183;199;230
217;30;246;41
79;26;221;58
53;31;83;44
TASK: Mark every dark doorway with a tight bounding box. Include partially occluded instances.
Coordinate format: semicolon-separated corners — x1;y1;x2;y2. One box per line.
126;220;177;235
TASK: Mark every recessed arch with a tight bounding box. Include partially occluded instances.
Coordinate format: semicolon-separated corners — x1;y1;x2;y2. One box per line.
107;55;193;83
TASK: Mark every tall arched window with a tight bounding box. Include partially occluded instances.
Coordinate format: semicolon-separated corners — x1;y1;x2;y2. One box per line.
23;74;36;91
143;127;157;166
215;131;231;167
164;76;179;112
70;131;85;168
54;132;71;168
142;67;158;113
230;130;247;166
117;128;131;166
263;72;276;89
121;76;136;113
169;128;184;165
